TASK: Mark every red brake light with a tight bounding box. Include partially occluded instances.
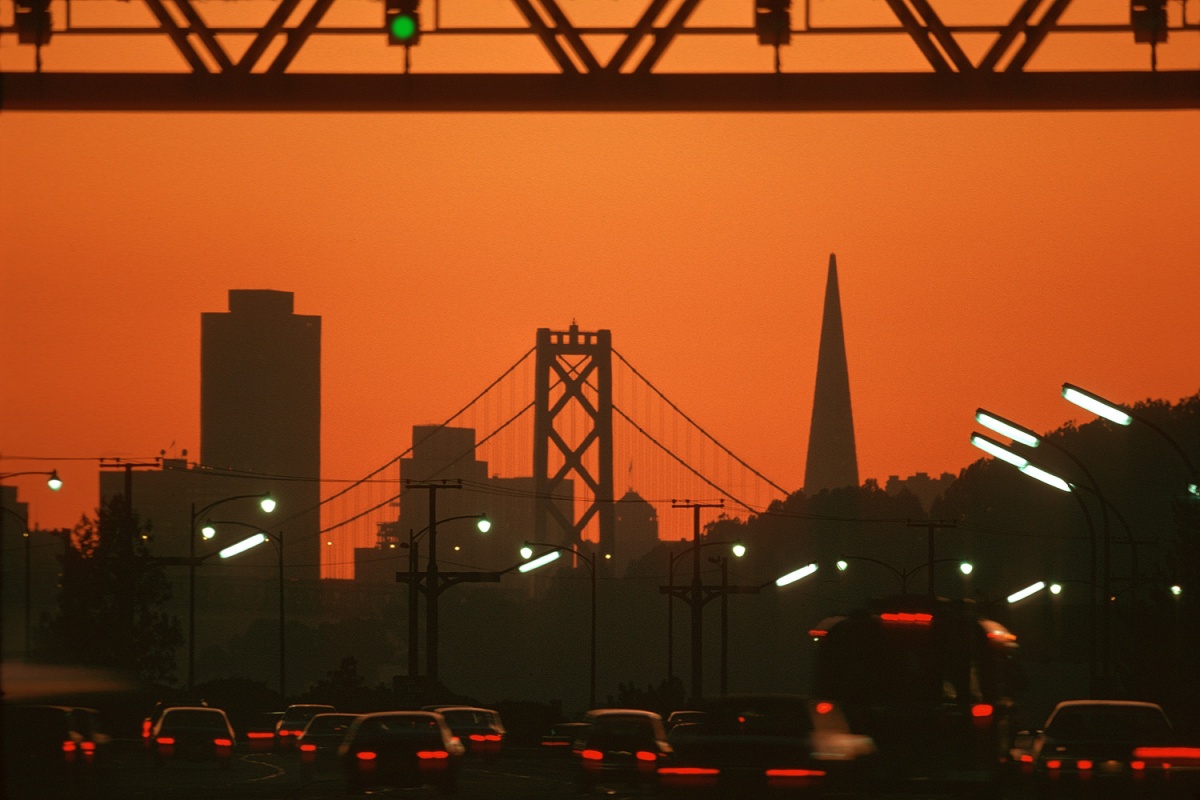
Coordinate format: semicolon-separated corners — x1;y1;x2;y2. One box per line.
247;731;274;739
766;768;826;777
62;741;78;753
1076;760;1093;771
1046;759;1062;769
659;767;720;776
815;702;834;715
469;734;487;741
141;720;151;738
356;751;377;761
971;704;994;718
299;743;316;752
808;629;827;638
81;741;96;752
1133;747;1200;760
1020;754;1033;763
156;736;176;745
417;750;449;760
880;612;933;624
1131;760;1146;770
485;734;502;741
636;751;658;762
581;749;604;761
214;738;233;747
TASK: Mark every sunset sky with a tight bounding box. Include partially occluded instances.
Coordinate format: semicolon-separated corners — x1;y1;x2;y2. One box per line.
2;0;1198;561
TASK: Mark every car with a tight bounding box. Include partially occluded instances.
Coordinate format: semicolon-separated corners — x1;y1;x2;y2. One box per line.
575;708;672;792
541;721;592;755
141;697;208;742
666;710;708;733
2;704;112;793
297;712;359;779
276;703;336;750
657;694;874;795
149;705;237;769
1010;699;1200;797
339;710;465;795
434;706;506;757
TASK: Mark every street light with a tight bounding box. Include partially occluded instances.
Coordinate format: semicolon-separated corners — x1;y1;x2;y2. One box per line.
0;469;64;661
835;556;972;595
401;513;490;679
215;524;285;698
969;433;1100;692
1062;382;1198;496
519;541;597;708
188;492;275;691
664;539;744;692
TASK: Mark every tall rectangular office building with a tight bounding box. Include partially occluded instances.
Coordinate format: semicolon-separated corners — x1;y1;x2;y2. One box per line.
201;290;321;580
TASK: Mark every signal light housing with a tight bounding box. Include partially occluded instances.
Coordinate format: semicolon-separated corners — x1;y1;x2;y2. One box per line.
755;0;792;46
386;0;421;46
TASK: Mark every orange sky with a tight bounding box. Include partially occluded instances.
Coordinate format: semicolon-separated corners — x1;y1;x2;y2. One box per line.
2;0;1199;560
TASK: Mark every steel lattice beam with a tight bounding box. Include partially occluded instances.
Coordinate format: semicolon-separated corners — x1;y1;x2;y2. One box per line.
2;71;1197;111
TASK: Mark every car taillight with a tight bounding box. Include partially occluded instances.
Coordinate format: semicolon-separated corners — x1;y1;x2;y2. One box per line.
1046;759;1062;769
469;734;487;742
581;749;604;761
417;750;449;760
636;751;658;762
299;744;317;752
1131;760;1146;770
1133;746;1200;762
1076;760;1093;771
356;751;377;761
485;734;502;741
766;769;826;777
971;704;994;718
81;741;96;753
247;731;274;739
156;736;176;745
815;702;834;715
659;767;720;776
62;741;78;753
214;738;233;747
1019;754;1034;763
142;720;151;738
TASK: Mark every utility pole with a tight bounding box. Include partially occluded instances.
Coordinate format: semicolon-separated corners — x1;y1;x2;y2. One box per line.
406;479;463;684
673;500;724;700
907;519;958;598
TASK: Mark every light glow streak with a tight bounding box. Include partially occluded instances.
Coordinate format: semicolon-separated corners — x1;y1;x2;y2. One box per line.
775;563;818;587
1020;464;1072;492
518;549;562;572
219;532;267;558
1007;581;1046;603
970;433;1029;468
976;409;1041;447
880;612;932;624
1062;384;1133;425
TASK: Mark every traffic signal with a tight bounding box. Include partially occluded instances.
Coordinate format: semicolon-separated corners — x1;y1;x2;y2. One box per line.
386;0;421;46
15;0;52;46
1130;0;1167;43
755;0;791;46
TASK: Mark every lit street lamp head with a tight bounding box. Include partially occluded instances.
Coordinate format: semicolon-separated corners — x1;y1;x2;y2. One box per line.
476;515;491;533
732;542;746;558
201;523;217;540
975;409;1041;448
1062;383;1133;426
47;470;63;491
260;494;277;513
219;532;267;559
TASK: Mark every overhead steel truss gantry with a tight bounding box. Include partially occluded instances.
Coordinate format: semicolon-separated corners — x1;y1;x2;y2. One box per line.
1;0;1197;111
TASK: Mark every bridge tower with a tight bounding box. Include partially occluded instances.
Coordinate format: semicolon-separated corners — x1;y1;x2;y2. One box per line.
533;324;615;563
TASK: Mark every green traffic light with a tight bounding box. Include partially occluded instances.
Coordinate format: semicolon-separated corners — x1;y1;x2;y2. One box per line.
390;13;417;42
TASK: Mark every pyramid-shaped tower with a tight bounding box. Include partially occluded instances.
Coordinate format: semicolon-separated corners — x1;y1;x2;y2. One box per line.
803;254;859;493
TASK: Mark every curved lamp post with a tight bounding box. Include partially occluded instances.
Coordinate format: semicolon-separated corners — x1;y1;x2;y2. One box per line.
519;541;598;708
0;470;63;661
970;431;1100;693
665;540;745;694
1062;383;1198;498
215;524;286;698
402;513;490;678
835;555;972;595
188;492;275;691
